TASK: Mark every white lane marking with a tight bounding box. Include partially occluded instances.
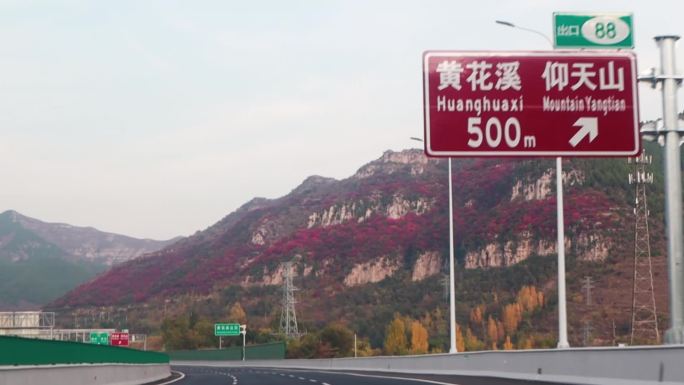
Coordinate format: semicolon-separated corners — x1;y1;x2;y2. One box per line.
299;377;307;380
309;380;318;383
228;373;239;385
307;370;461;385
155;370;186;385
289;374;296;378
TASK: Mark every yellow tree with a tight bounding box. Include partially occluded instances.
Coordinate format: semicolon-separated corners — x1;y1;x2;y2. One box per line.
228;302;247;324
486;316;499;344
456;324;465;352
410;321;429;354
503;335;513;350
518;286;543;313
384;316;408;355
517;337;533;350
502;303;522;334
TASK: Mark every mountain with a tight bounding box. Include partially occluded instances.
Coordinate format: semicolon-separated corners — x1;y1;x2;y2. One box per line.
50;145;671;348
0;210;178;309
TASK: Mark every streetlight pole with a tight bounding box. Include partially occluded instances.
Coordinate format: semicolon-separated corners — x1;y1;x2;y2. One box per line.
640;36;684;344
411;137;457;353
658;36;684;344
495;20;569;348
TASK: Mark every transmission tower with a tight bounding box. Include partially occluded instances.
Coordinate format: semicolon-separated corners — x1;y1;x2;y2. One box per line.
628;152;660;344
279;262;301;338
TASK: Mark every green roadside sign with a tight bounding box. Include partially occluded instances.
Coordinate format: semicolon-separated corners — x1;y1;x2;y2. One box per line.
214;323;241;336
89;332;110;345
554;13;633;49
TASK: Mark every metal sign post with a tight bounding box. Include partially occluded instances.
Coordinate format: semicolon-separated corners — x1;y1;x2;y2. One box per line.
240;324;247;361
424;48;640;349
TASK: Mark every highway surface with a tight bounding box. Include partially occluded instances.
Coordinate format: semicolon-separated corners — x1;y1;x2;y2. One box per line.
172;366;567;385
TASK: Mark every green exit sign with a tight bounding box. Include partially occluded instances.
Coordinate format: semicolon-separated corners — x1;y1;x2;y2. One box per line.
214;323;241;336
554;13;633;49
89;332;110;345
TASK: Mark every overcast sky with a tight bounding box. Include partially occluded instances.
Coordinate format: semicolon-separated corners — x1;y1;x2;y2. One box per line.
1;0;682;239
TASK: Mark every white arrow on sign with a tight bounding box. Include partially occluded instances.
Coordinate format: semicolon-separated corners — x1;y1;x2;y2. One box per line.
569;117;598;147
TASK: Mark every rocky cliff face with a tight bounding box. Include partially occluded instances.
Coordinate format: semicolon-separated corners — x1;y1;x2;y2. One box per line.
52;150;633;309
411;251;442;281
344;256;401;287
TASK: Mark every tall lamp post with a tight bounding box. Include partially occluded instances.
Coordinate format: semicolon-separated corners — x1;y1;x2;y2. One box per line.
495;20;570;348
411;137;457;353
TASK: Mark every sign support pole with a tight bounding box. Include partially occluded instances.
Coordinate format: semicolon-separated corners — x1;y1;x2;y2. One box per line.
241;331;246;361
499;22;571;349
656;35;684;344
556;156;569;348
448;157;457;353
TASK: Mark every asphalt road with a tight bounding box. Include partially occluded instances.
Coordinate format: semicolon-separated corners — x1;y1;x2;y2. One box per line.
172;366;571;385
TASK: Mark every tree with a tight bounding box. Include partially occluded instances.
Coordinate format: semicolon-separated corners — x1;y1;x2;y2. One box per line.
502;303;522;334
194;318;217;348
469;305;484;325
384;316;408;355
355;337;378;357
486;316;499;344
517;286;544;313
161;316;199;350
503;335;513;350
517;337;533;350
465;327;484;351
286;333;319;358
228;302;247;324
410;321;429;354
456;324;465;352
320;323;354;357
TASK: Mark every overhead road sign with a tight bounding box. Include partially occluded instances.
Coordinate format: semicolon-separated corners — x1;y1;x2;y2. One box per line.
554;13;634;49
422;51;639;157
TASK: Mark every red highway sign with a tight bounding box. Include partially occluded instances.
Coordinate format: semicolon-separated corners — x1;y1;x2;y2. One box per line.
423;51;639;157
110;332;129;346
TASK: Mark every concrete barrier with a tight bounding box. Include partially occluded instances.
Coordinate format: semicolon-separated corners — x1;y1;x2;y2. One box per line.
0;363;170;385
174;345;684;385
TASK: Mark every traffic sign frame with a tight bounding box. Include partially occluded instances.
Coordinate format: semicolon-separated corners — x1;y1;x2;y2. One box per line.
423;50;640;157
214;323;241;336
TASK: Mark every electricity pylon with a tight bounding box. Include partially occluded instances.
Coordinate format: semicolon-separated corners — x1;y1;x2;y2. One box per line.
628;152;660;344
279;262;301;338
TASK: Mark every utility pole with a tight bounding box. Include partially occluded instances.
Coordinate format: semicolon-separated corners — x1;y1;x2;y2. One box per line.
582;321;593;346
354;333;357;358
582;276;594;346
582;276;594;306
639;36;684;344
628;151;660;344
